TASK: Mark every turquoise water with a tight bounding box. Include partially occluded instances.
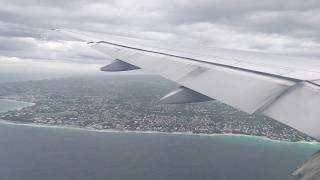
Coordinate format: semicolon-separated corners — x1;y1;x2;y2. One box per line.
0;100;319;180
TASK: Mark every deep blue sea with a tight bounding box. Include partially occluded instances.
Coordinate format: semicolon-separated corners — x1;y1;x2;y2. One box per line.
0;99;319;180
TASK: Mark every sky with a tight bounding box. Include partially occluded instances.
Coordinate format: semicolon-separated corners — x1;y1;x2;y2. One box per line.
1;0;320;75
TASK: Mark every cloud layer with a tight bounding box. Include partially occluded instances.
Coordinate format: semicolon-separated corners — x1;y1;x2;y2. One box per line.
1;0;320;66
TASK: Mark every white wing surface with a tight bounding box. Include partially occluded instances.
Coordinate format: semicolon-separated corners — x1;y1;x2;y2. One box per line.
55;29;320;140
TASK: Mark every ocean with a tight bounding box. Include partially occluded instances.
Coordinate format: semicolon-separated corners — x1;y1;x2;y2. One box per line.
0;99;319;180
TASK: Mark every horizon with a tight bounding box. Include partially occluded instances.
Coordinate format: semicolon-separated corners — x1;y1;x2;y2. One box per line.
1;0;320;74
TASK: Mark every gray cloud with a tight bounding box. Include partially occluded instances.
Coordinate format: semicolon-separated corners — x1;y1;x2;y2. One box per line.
0;0;320;65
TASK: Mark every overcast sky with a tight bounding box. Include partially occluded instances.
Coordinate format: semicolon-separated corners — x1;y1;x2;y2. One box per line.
1;0;320;74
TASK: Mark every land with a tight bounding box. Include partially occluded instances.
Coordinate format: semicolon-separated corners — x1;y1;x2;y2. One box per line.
0;75;314;142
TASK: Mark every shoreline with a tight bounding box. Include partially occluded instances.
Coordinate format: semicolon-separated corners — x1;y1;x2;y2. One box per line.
0;98;318;146
0;119;318;146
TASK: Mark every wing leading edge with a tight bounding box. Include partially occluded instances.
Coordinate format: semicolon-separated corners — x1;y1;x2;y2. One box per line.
54;29;320;140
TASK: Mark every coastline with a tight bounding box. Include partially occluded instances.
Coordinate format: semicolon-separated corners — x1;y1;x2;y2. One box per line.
0;98;318;146
0;118;318;146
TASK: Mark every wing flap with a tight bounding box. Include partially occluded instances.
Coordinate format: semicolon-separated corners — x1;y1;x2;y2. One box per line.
263;82;320;139
178;65;295;114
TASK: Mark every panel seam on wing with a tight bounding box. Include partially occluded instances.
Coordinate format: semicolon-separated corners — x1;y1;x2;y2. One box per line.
256;82;302;114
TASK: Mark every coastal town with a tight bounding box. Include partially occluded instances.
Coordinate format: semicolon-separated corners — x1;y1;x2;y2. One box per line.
0;75;314;142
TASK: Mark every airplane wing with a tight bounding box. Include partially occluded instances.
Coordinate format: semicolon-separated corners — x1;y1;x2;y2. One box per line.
54;29;320;141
